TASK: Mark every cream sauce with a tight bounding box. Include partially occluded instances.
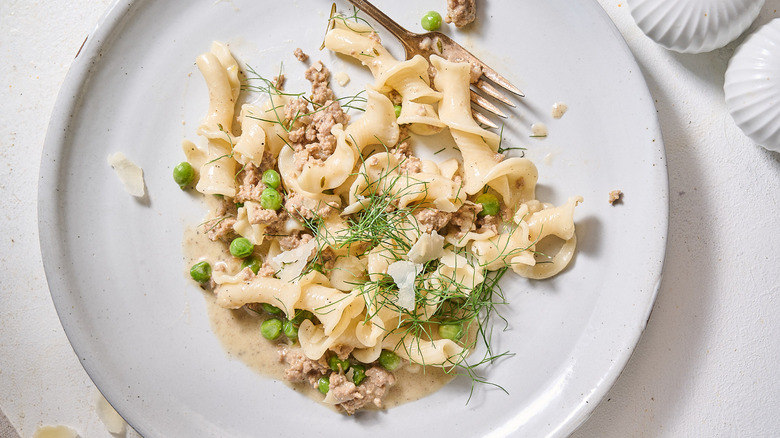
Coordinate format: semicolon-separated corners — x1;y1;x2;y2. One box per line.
182;224;454;412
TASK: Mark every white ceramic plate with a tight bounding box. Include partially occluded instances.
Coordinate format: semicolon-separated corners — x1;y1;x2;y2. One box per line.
39;0;667;436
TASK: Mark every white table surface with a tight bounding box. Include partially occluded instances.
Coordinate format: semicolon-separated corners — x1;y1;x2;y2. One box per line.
2;1;779;437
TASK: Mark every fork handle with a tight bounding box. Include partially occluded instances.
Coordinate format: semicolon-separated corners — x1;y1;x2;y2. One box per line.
346;0;417;56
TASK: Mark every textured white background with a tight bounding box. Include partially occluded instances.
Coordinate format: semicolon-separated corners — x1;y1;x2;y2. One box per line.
2;0;779;437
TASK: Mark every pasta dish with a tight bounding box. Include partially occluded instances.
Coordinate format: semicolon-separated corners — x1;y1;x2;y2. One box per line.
177;11;581;414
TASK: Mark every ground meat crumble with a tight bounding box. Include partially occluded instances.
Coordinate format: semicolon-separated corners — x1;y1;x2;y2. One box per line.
328;366;396;415
444;202;481;238
609;189;623;205
391;128;423;174
278;346;396;415
294;47;309;62
205;197;238;242
445;0;477;28
284;61;350;173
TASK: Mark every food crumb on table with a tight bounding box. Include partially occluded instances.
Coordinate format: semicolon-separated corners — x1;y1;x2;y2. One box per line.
608;189;623;205
294;47;309;62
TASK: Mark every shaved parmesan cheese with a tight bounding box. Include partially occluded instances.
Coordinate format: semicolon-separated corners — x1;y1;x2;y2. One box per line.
387;260;422;311
269;237;317;282
96;392;127;434
32;425;78;438
107;151;145;197
407;231;445;264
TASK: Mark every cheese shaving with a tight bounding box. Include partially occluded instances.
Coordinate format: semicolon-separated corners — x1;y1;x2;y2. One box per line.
387;260;423;310
407;231;445;264
269;238;317;282
107;151;145;197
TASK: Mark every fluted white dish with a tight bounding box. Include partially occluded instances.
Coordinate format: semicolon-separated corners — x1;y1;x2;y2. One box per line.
628;0;764;53
725;19;780;152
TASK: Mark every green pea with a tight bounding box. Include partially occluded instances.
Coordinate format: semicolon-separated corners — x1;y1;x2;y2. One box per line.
229;237;254;258
291;310;314;325
351;364;366;385
438;322;464;341
475;193;500;216
260;318;282;340
189;261;211;283
329;356;350;373
378;349;400;371
260;188;282;210
262;169;281;189
393;104;402;118
261;303;282;315
173;162;194;189
282;320;298;341
317;375;330;394
241;257;260;275
421;11;442;31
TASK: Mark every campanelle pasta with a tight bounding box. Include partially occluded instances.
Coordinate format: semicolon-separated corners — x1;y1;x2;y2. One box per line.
181;12;582;415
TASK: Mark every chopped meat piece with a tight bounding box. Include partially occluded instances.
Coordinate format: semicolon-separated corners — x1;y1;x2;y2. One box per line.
278;344;396;415
278;232;313;252
234;152;276;204
247;206;279;225
285;191;336;221
206;198;237;241
257;261;276;277
609;190;623;205
445;202;481;238
330;366;397;415
445;0;477;28
391;134;422;173
237;266;256;281
235;163;266;203
282;61;350;173
475;214;499;234
293;100;349;170
319;246;338;271
305;61;335;105
245;204;288;237
414;207;453;233
273;73;285;90
467;61;482;83
278;346;329;387
294;48;309;62
331;344;354;360
285;98;311;133
263;209;290;236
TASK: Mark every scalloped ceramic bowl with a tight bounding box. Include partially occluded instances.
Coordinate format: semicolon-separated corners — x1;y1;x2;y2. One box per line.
725;18;780;153
627;0;765;53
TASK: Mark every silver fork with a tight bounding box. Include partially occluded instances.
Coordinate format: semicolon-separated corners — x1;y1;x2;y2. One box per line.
343;0;524;128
